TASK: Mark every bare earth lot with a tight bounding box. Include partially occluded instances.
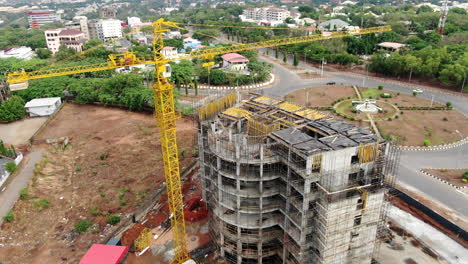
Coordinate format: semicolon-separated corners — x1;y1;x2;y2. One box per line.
422;169;468;188
377;110;468;146
287;85;355;107
0;103;197;264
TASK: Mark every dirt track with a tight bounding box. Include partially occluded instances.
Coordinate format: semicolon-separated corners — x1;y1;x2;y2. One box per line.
0;103;197;264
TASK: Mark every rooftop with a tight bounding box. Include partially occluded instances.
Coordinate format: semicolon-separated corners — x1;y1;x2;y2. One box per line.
221;53;249;63
25;97;61;108
377;42;407;49
212;93;378;155
79;244;128;264
319;19;349;28
59;29;83;36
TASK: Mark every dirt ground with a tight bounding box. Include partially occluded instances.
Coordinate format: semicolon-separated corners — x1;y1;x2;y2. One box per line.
0;117;48;146
287;86;467;146
358;88;444;107
287;85;356;107
0;103;197;264
422;169;468;188
377;110;468;146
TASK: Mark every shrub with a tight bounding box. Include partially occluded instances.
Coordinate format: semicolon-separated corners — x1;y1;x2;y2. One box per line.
442;117;448;121
446;102;452;109
99;153;109;160
89;206;100;216
33;199;50;211
395;115;399;119
180;149;186;157
5;161;17;173
413;91;417;96
3;210;14;222
378;85;384;90
74;219;92;233
0;96;26;122
107;215;121;225
19;188;31;200
463;171;468;182
423;140;431;147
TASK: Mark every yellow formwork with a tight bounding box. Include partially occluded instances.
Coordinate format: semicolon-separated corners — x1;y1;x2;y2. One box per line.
222;107;251;119
134;228;152;252
199;93;237;120
247;117;281;136
276;102;303;113
253;96;281;106
296;109;328;120
358;144;376;163
312;154;322;172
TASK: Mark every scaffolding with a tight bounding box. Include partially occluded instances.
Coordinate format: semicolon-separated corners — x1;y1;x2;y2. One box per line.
198;93;399;264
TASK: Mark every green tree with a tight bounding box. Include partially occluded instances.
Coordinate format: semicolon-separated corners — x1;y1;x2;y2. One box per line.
0;96;26;122
293;52;299;66
283;50;287;63
170;60;194;87
439;64;466;87
36;48;52;59
209;70;226;85
55;45;77;61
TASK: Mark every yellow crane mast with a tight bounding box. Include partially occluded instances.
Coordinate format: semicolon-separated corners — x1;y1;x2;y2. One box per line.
5;19;391;264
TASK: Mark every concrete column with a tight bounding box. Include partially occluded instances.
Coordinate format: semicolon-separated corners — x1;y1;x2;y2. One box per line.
306;157;312;176
220;232;225;258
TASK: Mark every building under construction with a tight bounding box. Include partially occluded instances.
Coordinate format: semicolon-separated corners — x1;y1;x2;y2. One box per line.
198;93;399;264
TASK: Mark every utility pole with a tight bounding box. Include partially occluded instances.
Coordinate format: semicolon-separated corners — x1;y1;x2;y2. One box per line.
430;95;434;107
321;57;326;76
409;66;413;82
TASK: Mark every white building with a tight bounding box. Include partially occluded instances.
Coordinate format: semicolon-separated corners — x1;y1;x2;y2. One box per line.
127;16;141;27
318;19;358;31
242;6;291;23
25;97;62;117
101;19;123;39
221;53;249;71
27;9;60;29
45;28;87;54
0;47;35;60
88;19;122;40
162;46;178;59
44;28;62;53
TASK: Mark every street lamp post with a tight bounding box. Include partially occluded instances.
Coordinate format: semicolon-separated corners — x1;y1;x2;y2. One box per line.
461;71;466;94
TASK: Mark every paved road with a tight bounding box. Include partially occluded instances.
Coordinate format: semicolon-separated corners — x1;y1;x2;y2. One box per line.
257;51;468;217
399;145;468;216
0;150;44;225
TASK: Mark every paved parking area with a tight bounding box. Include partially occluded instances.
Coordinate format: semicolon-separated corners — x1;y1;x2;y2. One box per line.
0;117;48;145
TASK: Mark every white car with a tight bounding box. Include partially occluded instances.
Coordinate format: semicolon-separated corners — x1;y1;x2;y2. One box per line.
413;89;423;93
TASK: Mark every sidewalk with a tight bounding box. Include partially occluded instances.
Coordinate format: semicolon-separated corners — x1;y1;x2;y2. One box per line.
0;150;44;225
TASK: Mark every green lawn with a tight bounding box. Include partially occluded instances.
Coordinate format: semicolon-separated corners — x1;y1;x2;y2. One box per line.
360;88;382;99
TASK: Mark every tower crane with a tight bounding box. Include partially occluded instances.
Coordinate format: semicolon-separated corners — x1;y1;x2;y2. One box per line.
6;19;391;264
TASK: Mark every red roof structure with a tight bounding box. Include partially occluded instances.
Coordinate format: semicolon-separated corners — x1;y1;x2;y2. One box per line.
59;29;83;36
221;53;249;63
79;244;128;264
